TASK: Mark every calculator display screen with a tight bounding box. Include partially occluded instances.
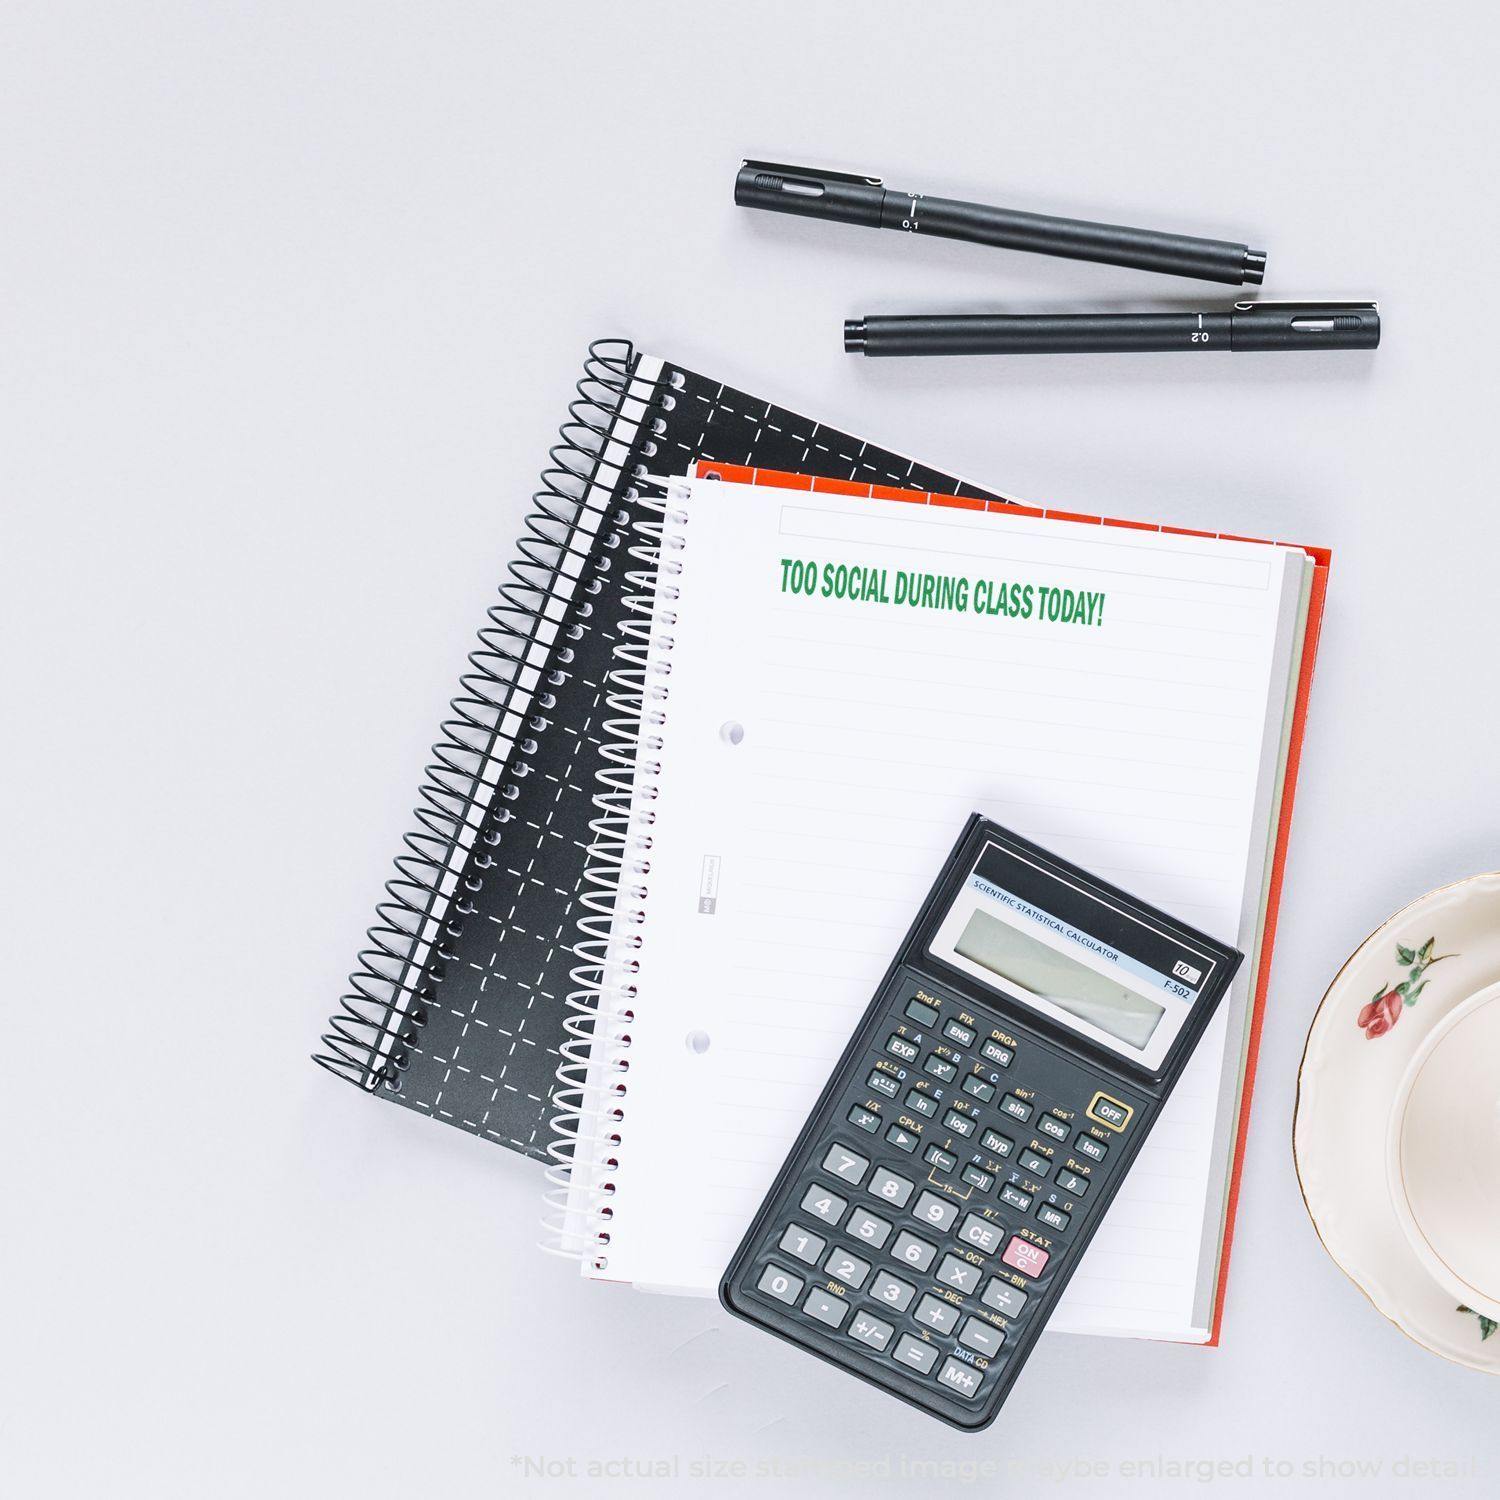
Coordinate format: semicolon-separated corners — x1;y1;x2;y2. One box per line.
953;908;1165;1049
927;839;1215;1073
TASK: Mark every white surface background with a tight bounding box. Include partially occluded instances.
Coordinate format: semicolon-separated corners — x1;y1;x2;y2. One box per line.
4;4;1497;1496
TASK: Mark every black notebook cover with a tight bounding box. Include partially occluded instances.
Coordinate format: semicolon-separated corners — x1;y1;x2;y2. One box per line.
316;340;996;1159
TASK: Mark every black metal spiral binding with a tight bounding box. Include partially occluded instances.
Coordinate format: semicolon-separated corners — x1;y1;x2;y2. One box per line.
314;339;669;1091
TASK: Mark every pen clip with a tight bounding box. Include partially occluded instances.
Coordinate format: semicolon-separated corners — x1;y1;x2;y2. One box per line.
1232;300;1378;312
740;159;884;189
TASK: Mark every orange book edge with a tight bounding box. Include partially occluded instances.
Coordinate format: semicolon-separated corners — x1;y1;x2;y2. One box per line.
693;461;1330;1347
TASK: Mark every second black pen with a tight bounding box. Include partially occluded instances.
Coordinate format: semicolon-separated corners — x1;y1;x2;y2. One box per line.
845;302;1380;356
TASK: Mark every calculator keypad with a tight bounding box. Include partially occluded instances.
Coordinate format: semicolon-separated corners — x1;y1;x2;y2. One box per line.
729;981;1146;1426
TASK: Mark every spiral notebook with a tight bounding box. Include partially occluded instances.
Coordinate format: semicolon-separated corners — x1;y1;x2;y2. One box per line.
551;466;1327;1343
315;341;995;1154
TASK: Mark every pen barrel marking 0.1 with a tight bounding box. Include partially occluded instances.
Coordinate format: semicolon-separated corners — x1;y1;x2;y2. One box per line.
734;160;1267;286
882;196;1264;286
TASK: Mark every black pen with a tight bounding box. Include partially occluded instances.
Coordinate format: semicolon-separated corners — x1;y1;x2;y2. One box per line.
736;159;1267;286
844;302;1381;356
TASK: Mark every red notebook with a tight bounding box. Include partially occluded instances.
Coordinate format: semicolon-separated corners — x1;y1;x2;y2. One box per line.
700;462;1328;1345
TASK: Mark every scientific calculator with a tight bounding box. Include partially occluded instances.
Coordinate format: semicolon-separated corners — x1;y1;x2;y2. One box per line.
720;815;1242;1429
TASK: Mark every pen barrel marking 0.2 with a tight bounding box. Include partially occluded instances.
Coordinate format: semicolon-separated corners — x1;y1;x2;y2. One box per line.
847;312;1235;357
843;304;1380;357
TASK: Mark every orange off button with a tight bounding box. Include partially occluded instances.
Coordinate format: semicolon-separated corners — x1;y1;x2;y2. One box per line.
1086;1092;1133;1132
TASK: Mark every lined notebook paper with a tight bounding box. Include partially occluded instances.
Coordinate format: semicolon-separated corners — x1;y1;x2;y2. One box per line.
575;470;1311;1340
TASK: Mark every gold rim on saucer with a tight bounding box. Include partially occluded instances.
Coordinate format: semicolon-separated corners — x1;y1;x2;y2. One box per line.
1292;871;1500;1373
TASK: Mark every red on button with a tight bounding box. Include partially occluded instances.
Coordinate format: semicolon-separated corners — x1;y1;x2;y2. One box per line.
1001;1236;1049;1277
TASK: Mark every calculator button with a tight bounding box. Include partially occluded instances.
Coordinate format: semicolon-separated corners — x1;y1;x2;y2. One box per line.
904;997;940;1027
942;1019;976;1047
960;1164;994;1191
867;1069;900;1099
1000;1184;1033;1212
942;1109;976;1138
1087;1091;1133;1131
958;1213;1004;1255
893;1334;940;1375
958;1316;1005;1357
869;1167;915;1208
1037;1204;1070;1232
802;1287;850;1328
981;1039;1014;1068
822;1144;870;1184
885;1123;919;1153
1001;1237;1050;1277
923;1054;957;1083
778;1223;827;1265
847;1105;880;1133
757;1264;804;1305
961;1074;996;1103
1019;1150;1051;1179
980;1129;1014;1159
981;1278;1029;1317
846;1209;893;1249
1038;1114;1070;1142
886;1035;919;1063
1055;1167;1089;1196
904;1089;938;1119
801;1184;848;1226
870;1270;916;1311
911;1190;959;1232
937;1253;982;1294
825;1247;872;1288
924;1144;957;1172
937;1357;983;1399
1000;1094;1033;1123
1074;1132;1108;1162
891;1230;938;1272
914;1293;960;1334
849;1311;895;1351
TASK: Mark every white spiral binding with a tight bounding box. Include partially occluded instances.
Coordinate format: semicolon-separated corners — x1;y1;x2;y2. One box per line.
542;455;690;1267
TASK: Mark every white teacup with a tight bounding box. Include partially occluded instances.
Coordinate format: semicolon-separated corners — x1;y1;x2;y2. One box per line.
1386;980;1500;1321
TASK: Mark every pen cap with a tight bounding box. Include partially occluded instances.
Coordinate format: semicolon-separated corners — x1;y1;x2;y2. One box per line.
1230;301;1380;350
734;160;885;227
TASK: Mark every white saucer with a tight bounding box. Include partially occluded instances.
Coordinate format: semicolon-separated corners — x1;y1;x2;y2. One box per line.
1294;873;1500;1372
